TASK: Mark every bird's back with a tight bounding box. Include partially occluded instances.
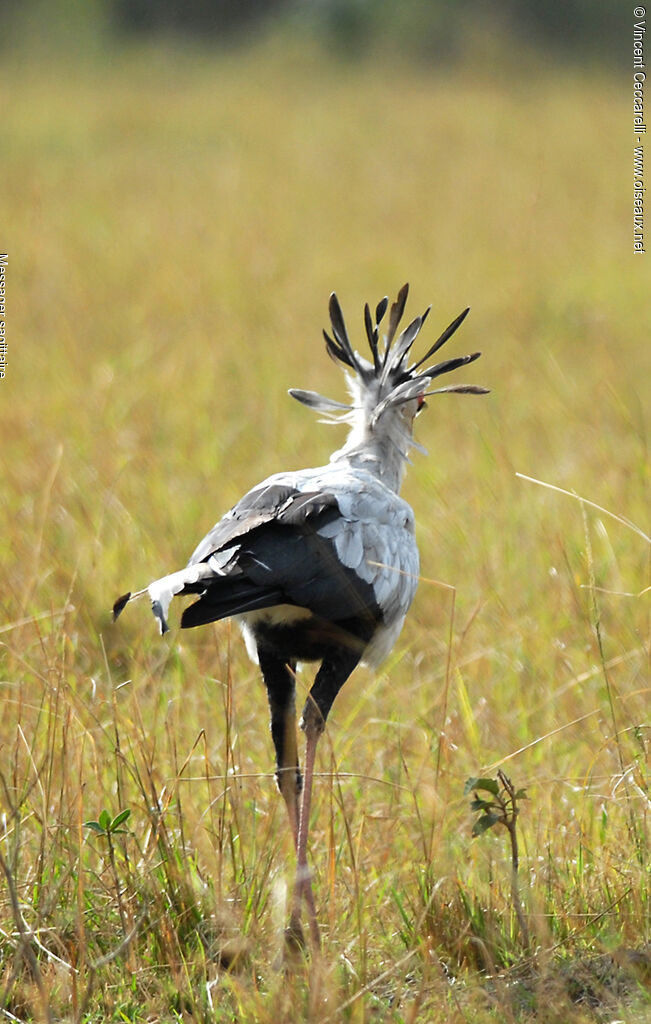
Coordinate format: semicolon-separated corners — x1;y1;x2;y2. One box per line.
181;461;420;668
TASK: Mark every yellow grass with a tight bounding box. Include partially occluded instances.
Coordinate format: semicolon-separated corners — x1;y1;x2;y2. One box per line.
1;36;649;1022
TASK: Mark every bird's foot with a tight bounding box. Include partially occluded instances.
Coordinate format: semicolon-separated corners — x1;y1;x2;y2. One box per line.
284;912;307;960
284;896;321;960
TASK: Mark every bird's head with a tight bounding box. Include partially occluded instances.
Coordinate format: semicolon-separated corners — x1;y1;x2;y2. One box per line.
290;284;489;465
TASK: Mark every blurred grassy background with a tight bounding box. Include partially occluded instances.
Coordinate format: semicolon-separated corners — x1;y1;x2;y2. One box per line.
1;2;649;1021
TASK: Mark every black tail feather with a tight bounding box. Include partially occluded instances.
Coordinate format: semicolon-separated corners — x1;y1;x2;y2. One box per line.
181;584;286;629
113;592;131;620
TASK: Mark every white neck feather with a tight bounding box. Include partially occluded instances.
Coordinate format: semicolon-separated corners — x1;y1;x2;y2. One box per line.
329;377;416;493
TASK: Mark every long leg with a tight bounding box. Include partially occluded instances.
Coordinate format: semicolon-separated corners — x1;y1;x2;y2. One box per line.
290;646;362;948
258;649;301;839
257;648;319;946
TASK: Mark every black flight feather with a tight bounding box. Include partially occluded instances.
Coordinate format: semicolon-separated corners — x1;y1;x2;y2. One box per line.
113;592;131;620
424;384;490;396
410;307;470;371
384;282;410;357
323;328;354;370
421;351;482;380
329;293;360;372
364;302;381;372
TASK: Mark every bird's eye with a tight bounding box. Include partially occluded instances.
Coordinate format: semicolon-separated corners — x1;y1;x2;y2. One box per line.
416;395;427;415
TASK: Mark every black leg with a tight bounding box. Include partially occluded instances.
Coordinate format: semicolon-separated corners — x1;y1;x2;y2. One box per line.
257;649;301;836
290;646;362;948
257;647;320;950
300;646;362;738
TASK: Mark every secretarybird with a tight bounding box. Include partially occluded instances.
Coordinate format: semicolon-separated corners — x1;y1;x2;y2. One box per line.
113;284;487;949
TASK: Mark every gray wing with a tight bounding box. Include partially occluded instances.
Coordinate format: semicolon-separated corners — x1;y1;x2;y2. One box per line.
116;474;419;638
316;497;419;625
179;480;384;630
187;481;339;565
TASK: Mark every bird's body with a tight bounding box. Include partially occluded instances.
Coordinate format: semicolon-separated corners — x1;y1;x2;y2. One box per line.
113;284;487;949
148;461;419;670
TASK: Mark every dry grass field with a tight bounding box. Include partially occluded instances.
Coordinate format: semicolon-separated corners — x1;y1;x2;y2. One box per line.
1;34;649;1022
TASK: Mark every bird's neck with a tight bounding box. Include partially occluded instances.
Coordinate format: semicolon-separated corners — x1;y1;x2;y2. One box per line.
330;434;408;493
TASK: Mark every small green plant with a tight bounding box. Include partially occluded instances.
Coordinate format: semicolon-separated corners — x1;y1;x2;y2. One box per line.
465;771;530;949
84;807;132;839
85;809;132;940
